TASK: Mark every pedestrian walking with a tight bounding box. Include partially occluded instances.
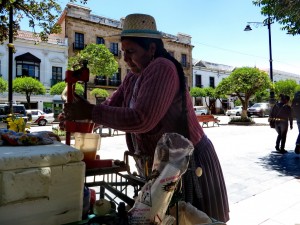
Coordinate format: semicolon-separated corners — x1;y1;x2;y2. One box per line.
291;91;300;154
269;94;293;153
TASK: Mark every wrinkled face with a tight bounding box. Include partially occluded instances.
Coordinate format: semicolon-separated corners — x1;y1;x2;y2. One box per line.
121;39;155;74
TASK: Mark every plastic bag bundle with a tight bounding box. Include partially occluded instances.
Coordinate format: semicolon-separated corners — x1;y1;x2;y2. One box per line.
128;133;194;225
169;201;213;225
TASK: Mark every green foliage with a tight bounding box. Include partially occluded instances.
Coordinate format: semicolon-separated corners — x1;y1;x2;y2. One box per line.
253;89;270;103
90;88;109;98
216;67;272;119
0;77;8;93
274;79;299;100
229;117;254;124
68;43;118;77
13;77;46;95
190;87;206;97
190;86;225;114
0;0;88;44
13;77;46;108
234;99;242;106
52;127;66;137
50;81;84;96
253;0;300;35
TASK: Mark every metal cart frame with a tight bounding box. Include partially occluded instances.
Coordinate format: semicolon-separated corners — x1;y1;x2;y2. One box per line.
85;151;145;208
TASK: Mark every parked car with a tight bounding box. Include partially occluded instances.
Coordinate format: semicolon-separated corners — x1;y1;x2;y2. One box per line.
26;109;55;126
193;106;208;115
226;106;243;116
0;103;28;122
247;102;270;117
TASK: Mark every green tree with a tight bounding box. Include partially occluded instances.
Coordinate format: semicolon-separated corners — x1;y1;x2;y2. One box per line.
90;88;109;98
274;79;299;100
0;0;87;43
253;89;270;103
68;43;118;77
90;88;109;104
190;86;206;102
190;86;226;114
0;77;8;93
13;77;46;109
50;81;84;96
202;87;225;114
216;67;272;119
253;0;300;35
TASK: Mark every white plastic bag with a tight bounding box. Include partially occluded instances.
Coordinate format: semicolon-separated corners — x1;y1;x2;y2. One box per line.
169;201;213;225
128;133;194;225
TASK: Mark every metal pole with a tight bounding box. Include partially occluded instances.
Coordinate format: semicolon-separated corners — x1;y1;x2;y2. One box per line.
267;15;275;105
267;17;273;82
8;6;13;114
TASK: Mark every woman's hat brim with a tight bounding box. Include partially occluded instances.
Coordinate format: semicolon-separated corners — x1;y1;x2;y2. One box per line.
106;32;163;42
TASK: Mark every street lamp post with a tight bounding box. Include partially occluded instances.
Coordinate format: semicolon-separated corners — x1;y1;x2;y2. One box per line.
244;14;275;105
8;5;14;114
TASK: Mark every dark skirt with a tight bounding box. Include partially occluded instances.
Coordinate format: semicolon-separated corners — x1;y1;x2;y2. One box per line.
181;135;230;222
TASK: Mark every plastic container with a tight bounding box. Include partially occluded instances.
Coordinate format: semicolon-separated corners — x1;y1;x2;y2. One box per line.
74;132;101;160
65;121;95;133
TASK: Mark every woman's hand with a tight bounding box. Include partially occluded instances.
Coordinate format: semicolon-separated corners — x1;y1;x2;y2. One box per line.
64;94;95;121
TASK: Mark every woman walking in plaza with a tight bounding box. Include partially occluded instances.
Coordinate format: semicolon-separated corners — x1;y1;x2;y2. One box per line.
270;94;293;153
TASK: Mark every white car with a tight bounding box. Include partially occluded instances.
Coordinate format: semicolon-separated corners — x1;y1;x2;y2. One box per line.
194;106;208;115
226;106;243;116
26;109;55;126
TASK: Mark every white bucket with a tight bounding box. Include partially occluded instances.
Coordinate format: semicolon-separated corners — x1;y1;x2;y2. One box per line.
74;132;101;160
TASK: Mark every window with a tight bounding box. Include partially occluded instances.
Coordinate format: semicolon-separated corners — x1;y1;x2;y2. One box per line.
74;32;85;50
195;75;202;88
94;75;107;85
168;51;174;57
16;62;40;79
109;68;121;87
96;37;105;45
15;52;41;79
51;66;62;86
110;43;119;56
209;77;215;88
181;54;187;67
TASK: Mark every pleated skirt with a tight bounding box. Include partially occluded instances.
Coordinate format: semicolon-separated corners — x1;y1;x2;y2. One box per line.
181;135;230;222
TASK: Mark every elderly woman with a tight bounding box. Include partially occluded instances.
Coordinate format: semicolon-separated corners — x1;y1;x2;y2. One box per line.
64;13;229;222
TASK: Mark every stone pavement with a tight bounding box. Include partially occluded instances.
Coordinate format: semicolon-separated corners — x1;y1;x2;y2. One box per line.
97;116;300;225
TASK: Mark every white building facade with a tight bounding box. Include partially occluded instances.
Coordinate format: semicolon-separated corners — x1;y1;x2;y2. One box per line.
193;60;235;114
0;30;68;110
193;60;300;114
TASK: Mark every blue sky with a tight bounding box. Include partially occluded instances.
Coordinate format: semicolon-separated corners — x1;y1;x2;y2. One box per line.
21;0;300;74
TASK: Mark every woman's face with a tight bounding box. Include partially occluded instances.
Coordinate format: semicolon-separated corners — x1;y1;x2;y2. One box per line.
121;39;155;74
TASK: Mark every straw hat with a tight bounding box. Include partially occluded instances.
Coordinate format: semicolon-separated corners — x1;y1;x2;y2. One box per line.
107;13;162;40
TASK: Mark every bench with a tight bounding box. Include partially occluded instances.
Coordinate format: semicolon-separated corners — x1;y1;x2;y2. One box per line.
197;115;220;127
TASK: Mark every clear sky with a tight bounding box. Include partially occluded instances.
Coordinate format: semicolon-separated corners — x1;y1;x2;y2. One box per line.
21;0;300;75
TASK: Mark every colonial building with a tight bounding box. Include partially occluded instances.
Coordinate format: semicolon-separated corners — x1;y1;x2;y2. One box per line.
0;30;68;110
193;60;235;113
193;60;300;113
56;3;193;102
267;69;300;84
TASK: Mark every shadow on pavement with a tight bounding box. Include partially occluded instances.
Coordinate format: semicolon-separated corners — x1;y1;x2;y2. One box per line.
259;153;300;178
